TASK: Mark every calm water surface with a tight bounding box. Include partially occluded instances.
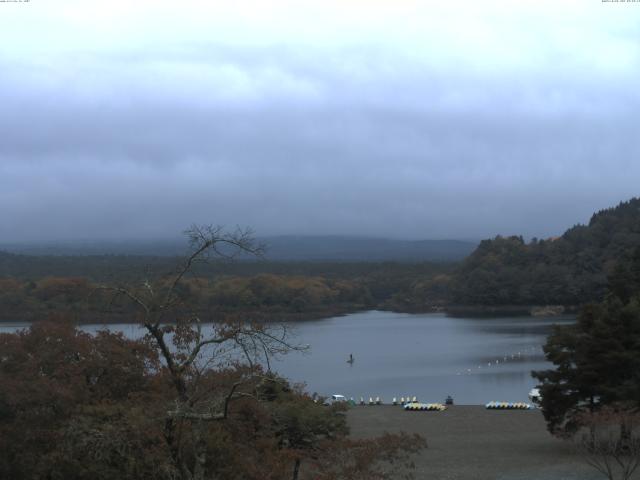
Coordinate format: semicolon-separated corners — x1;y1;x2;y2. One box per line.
0;310;574;404
274;311;574;404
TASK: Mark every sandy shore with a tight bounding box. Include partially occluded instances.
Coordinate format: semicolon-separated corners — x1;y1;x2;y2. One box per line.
347;405;633;480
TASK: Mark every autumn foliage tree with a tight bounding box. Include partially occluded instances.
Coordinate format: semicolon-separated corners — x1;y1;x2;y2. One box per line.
0;225;426;480
0;320;167;479
0;322;424;480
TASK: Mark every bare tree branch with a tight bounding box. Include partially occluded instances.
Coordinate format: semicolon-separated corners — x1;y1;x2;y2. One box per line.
94;225;302;480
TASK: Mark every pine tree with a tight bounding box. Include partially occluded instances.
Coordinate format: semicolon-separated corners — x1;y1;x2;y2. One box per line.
532;255;640;436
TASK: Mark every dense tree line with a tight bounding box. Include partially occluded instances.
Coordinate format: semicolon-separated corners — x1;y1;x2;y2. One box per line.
0;274;374;322
0;250;452;285
0;253;453;321
3;198;640;318
450;198;640;306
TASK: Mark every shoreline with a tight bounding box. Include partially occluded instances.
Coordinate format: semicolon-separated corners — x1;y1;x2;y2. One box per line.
0;305;367;325
0;303;579;325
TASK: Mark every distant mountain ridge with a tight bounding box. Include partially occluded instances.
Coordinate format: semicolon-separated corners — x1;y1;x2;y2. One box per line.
0;236;477;262
262;236;476;261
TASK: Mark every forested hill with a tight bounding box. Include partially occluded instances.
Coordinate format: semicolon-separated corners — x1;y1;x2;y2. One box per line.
450;197;640;306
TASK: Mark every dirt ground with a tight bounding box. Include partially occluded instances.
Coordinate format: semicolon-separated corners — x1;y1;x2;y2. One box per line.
347;405;637;480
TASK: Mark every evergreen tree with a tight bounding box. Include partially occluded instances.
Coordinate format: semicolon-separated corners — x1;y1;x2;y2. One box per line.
533;253;640;436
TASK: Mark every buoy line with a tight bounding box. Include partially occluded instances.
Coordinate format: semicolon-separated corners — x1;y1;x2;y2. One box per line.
455;345;542;376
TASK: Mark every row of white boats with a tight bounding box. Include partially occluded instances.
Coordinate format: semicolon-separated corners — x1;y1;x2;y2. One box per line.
325;388;542;408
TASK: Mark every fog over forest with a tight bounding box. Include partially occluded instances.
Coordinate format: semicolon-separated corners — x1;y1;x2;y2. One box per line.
1;1;639;243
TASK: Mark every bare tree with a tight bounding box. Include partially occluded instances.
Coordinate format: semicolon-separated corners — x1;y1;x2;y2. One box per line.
575;406;640;480
99;225;305;480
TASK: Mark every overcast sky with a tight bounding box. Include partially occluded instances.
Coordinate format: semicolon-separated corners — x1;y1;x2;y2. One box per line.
1;0;639;242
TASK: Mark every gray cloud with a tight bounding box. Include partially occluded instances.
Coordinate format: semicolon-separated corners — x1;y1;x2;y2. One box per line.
1;3;639;242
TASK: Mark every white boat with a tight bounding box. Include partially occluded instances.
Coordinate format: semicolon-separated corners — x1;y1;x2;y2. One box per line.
528;388;541;403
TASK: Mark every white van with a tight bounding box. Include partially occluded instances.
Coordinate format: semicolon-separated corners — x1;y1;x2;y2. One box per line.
324;394;347;405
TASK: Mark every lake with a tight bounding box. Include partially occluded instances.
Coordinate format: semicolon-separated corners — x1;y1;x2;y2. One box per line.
0;310;574;405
